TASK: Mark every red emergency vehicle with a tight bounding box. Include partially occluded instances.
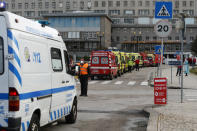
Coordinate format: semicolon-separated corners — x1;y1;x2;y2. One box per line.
90;51;118;80
140;52;150;67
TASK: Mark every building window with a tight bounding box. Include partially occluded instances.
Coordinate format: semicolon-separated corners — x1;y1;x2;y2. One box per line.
112;18;120;24
183;10;194;16
153;36;157;40
66;2;70;9
102;1;106;7
146;36;149;40
182;1;186;7
80;1;84;9
145;1;150;6
175;1;179;8
190;36;194;41
190;1;194;7
124;18;134;24
94;1;98;7
25;3;28;9
52;2;56;9
18;3;22;9
168;36;172;40
24;11;35;17
59;2;63;8
108;1;113;7
12;3;15;9
31;3;35;9
131;1;135;7
123;1;128;7
116;36;120;41
175;36;179;40
94;10;105;13
173;10;179;14
138;1;142;6
38;2;42;9
116;1;120;7
73;1;77;8
124;10;135;15
38;11;49;16
109;10;120;15
138;9;150;15
45;2;49;9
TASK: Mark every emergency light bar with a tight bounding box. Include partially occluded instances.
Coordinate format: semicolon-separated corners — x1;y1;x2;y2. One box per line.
0;2;6;11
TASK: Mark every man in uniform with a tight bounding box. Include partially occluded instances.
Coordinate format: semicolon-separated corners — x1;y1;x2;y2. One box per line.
78;59;89;96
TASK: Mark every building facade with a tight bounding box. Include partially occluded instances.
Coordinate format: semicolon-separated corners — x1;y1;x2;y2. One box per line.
43;13;112;60
5;0;197;59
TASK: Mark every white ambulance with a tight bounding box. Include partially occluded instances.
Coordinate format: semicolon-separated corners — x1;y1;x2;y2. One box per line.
0;9;77;131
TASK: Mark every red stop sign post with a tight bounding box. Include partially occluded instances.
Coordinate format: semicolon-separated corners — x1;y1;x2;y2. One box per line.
154;78;167;104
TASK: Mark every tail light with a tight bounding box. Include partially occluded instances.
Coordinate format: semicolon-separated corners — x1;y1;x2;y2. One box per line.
9;88;19;111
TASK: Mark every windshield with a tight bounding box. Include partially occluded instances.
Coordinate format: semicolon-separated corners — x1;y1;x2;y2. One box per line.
0;37;3;74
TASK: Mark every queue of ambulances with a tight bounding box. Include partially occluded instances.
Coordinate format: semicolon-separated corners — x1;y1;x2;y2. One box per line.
112;51;122;76
90;51;118;80
0;9;77;131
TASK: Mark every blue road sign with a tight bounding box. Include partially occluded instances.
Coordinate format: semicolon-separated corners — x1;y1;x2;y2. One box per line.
168;61;181;65
154;45;164;54
155;1;173;19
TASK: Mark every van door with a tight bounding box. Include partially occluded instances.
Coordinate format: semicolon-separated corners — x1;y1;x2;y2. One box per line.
0;16;9;127
49;45;69;120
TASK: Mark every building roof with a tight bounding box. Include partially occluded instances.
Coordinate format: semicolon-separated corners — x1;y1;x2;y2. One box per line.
42;12;112;22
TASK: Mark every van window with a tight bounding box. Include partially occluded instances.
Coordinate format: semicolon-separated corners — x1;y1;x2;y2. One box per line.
115;56;119;64
132;56;135;61
101;57;108;64
64;50;70;73
51;48;63;72
92;56;99;64
0;37;3;74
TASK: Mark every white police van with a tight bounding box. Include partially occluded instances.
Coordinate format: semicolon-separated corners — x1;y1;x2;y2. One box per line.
0;5;77;131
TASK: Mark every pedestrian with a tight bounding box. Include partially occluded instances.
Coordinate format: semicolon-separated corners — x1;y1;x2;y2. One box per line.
192;57;196;68
184;58;189;76
176;62;182;76
135;58;140;71
78;59;89;97
128;59;133;72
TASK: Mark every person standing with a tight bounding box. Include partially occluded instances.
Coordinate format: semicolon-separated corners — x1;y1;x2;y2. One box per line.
176;61;182;76
128;59;133;72
79;59;89;96
135;58;140;71
184;59;189;76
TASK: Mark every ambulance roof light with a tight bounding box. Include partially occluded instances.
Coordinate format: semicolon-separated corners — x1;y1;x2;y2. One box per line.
0;2;6;11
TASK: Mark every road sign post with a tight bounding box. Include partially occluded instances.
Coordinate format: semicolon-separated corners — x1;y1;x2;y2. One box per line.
154;78;167;104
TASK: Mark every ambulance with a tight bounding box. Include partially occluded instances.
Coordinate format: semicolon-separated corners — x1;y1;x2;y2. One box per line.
0;9;77;131
90;50;118;80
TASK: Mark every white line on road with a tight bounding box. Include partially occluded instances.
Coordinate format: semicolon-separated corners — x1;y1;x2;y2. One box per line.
127;81;136;86
89;81;99;84
187;99;197;101
140;81;148;86
101;81;112;84
114;81;123;85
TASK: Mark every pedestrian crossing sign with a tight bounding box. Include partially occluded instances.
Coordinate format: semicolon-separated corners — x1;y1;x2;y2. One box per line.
155;1;172;19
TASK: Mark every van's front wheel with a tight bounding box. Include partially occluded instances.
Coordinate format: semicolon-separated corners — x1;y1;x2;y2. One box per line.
65;98;77;123
28;114;40;131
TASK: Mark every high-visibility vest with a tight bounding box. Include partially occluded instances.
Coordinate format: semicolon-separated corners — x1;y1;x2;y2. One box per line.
80;63;88;75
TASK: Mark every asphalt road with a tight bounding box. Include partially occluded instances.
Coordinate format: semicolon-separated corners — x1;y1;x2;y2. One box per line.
41;67;157;131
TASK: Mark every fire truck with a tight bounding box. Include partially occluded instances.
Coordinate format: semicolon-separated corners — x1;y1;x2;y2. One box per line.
90;51;118;80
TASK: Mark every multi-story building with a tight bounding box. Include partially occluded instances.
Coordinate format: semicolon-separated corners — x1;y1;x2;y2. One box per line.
5;0;197;59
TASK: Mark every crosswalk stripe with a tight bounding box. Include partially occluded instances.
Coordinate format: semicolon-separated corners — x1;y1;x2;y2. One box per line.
89;81;99;84
76;82;80;84
140;81;148;86
101;81;111;84
115;81;123;85
128;81;136;86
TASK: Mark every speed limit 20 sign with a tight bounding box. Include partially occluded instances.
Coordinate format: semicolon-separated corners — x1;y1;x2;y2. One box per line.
154;20;172;38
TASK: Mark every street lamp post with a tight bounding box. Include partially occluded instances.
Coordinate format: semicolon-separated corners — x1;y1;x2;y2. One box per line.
96;32;104;49
133;31;141;52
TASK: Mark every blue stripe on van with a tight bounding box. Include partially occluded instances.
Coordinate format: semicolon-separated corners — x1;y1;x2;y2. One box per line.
22;122;25;131
27;121;30;129
19;85;74;100
7;29;19;50
50;112;53;121
8;62;22;86
8;45;21;67
0;86;74;100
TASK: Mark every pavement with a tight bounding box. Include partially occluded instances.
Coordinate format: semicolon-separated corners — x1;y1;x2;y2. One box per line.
146;65;197;131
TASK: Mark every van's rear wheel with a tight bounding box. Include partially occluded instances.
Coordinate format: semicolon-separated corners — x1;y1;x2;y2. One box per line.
65;99;77;123
28;114;40;131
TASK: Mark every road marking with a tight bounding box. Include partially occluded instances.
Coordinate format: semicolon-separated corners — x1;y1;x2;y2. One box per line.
101;81;112;84
128;81;136;86
140;81;148;86
115;81;123;85
187;99;197;101
89;81;99;84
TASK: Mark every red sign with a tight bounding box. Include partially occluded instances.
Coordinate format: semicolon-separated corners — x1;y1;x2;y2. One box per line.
154;78;167;104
